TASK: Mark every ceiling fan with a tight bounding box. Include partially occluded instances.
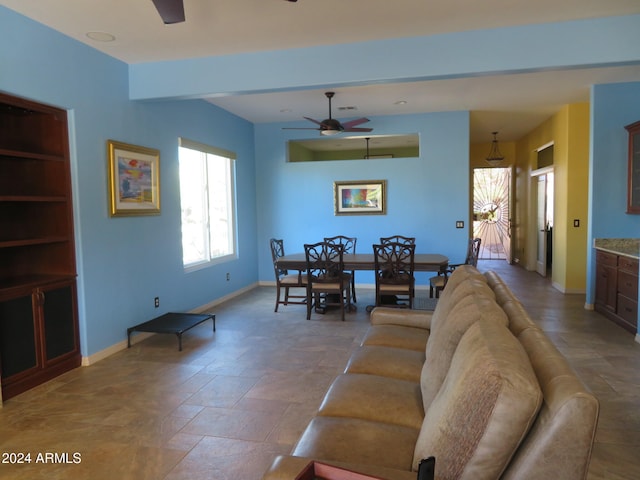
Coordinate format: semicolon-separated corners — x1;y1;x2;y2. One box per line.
151;0;185;24
284;92;373;136
152;0;296;24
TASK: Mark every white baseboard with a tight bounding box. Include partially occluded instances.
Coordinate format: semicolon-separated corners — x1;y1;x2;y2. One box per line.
81;332;155;366
81;282;258;366
551;281;586;295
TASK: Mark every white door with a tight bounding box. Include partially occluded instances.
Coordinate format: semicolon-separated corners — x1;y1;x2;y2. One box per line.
536;175;548;276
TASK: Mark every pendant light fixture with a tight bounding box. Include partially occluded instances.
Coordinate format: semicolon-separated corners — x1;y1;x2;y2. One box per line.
486;131;505;163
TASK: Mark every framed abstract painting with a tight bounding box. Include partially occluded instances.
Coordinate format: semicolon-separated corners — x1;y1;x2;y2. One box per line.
333;180;386;216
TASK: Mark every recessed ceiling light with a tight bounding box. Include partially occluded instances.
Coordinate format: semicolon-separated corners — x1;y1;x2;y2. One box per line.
86;32;116;42
394;100;408;105
280;109;292;113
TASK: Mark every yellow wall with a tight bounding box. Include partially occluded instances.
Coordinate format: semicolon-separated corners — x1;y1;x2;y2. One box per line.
470;141;517;168
512;103;590;292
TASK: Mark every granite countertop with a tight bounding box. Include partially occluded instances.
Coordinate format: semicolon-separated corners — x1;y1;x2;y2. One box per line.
594;238;640;259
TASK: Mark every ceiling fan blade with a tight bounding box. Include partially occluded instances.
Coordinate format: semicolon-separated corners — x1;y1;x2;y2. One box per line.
303;117;324;126
151;0;185;24
341;117;370;129
344;127;374;132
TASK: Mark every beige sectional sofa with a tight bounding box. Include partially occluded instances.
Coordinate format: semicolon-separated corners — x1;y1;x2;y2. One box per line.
262;265;599;480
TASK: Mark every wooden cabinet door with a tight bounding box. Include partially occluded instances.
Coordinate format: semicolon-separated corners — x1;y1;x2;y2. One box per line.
40;281;78;363
0;294;39;381
595;252;617;313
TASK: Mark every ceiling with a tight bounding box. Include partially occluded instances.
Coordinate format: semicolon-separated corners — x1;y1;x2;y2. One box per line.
3;0;640;143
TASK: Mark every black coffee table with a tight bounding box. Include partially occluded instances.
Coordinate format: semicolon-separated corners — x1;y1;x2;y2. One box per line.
127;312;216;351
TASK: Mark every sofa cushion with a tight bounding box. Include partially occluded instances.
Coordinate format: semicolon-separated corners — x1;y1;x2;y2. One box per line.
345;345;425;382
317;373;424;429
442;264;487;291
500;328;600;480
413;319;543;479
370;307;432;329
420;293;509;410
292;416;419;471
362;324;429;351
427;277;495;341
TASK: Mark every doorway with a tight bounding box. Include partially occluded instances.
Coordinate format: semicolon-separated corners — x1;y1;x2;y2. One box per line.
473;167;512;262
534;170;554;277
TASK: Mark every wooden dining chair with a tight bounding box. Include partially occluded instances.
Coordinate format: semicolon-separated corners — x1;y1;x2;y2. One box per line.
304;241;352;321
380;235;415;245
373;241;416;308
324;235;357;303
429;237;481;298
270;238;307;312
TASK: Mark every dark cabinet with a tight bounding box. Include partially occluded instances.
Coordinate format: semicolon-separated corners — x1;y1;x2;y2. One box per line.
0;281;79;399
0;295;38;380
595;251;617;314
0;93;80;401
595;250;638;333
626;120;640;214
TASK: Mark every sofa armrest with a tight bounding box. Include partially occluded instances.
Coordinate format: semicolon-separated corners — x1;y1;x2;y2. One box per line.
370;307;432;329
262;455;417;480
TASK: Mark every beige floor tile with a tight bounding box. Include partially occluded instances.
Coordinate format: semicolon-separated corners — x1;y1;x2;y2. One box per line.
1;261;639;479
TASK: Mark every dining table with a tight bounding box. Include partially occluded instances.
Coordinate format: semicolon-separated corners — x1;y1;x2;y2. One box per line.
277;252;449;313
276;252;449;275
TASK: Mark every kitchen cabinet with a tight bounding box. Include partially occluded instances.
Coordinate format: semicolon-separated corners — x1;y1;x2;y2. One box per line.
595;250;638;333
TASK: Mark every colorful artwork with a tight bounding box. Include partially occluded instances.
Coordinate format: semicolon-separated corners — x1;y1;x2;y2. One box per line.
107;140;160;216
334;180;386;215
118;156;154;202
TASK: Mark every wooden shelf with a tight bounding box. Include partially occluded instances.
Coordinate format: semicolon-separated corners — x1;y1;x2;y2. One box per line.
0;236;69;249
0;195;67;202
0;274;76;298
0;92;79;401
0;147;65;163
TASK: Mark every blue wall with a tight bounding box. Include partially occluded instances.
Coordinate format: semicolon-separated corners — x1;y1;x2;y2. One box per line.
3;4;640;357
587;82;640;327
255;112;471;286
0;7;258;356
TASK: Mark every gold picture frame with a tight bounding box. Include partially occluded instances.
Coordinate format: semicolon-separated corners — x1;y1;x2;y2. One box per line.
107;140;160;217
334;180;387;216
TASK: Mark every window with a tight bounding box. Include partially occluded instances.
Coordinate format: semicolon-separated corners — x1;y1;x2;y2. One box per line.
179;138;237;270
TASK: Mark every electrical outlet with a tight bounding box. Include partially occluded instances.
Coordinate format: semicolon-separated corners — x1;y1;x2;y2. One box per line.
226;272;230;281
154;297;159;308
573;219;580;227
455;221;464;228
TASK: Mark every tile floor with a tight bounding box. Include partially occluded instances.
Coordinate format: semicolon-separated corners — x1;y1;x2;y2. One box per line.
0;260;639;479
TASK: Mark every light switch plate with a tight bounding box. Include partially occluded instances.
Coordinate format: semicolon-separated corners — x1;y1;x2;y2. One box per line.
456;221;464;228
